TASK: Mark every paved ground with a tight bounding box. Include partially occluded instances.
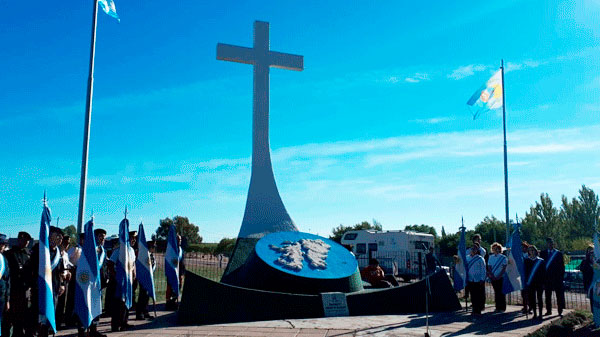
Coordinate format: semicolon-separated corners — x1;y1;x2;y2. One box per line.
56;304;568;337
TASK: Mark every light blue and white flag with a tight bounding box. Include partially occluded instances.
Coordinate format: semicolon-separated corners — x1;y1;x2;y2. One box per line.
503;222;525;294
165;224;182;298
98;0;120;22
74;219;102;329
467;69;503;119
115;218;133;309
453;226;468;291
38;200;56;332
136;222;155;300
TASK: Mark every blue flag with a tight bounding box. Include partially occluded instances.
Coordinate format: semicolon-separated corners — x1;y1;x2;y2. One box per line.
503;222;525;294
453;226;468;291
136;223;155;300
98;0;120;22
165;224;181;298
466;69;503;119
38;200;56;332
74;219;102;329
115;218;133;308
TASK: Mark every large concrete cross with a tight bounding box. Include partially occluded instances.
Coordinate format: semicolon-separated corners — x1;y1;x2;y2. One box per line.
217;21;303;239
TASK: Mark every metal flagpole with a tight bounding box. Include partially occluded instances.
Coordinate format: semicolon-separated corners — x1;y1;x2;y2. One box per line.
77;0;100;242
501;59;510;245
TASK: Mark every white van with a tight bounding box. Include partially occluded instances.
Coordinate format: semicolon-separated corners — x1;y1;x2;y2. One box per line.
341;230;434;281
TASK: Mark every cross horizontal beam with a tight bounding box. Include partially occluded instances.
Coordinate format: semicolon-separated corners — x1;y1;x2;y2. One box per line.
216;43;303;71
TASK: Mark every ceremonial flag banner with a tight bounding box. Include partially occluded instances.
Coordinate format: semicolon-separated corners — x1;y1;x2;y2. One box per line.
165;224;181;298
136;223;156;300
75;219;102;329
466;69;503;119
38;200;56;332
98;0;120;21
503;222;525;294
453;226;467;291
116;218;133;308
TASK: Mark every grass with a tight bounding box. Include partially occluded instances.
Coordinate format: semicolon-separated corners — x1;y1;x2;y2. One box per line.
526;310;594;337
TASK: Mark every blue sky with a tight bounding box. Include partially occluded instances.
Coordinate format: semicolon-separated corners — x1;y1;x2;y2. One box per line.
1;1;599;242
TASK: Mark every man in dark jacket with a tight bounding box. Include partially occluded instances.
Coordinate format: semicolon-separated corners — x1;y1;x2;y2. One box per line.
2;231;31;337
26;226;66;337
0;234;11;334
539;237;565;317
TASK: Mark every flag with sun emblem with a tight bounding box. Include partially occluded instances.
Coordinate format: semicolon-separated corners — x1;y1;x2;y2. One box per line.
165;224;182;298
38;196;56;332
74;218;102;329
115;217;133;308
466;69;503;119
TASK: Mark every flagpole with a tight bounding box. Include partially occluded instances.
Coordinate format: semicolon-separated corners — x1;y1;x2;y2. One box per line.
501;59;510;245
77;0;99;242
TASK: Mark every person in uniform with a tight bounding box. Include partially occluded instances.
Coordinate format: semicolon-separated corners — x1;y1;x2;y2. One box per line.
2;231;31;337
103;236;119;318
26;226;66;337
524;245;545;319
487;242;508;312
108;235;136;332
520;241;530;314
539;237;565;317
136;240;155;320
0;234;11;335
129;231;138;312
466;244;486;316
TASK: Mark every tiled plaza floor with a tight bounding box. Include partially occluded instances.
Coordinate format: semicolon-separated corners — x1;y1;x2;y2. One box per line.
56;304;568;337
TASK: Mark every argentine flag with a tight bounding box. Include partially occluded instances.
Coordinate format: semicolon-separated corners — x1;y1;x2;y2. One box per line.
467;69;503;119
74;219;102;329
38;200;56;332
136;223;155;300
165;224;182;298
115;218;133;309
98;0;120;22
503;222;525;294
453;226;468;291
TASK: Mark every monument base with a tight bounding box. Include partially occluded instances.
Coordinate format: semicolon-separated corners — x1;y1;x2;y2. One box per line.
178;269;461;325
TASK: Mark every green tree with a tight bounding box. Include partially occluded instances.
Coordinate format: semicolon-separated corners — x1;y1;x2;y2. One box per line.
214;238;236;256
474;216;506;247
441;226;447;238
153;216;203;245
404;224;437;239
523;193;565;248
63;225;77;244
329;221;382;243
575;185;599;235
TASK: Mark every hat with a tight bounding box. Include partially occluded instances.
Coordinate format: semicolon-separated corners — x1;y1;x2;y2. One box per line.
129;231;138;237
0;234;8;244
49;226;64;236
18;231;32;240
94;228;107;236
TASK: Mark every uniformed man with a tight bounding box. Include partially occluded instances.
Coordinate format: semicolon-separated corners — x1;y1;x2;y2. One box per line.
26;226;66;337
108;235;136;332
540;237;565;317
2;231;31;337
0;234;11;335
129;231;138;311
63;233;84;328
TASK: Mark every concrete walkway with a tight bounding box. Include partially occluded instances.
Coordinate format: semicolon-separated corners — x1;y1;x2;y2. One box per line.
56;304;567;337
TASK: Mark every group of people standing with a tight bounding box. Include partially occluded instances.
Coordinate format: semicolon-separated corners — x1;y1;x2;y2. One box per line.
0;224;185;337
463;234;566;319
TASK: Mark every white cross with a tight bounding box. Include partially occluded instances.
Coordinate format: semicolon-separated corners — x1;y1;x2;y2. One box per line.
217;21;303;170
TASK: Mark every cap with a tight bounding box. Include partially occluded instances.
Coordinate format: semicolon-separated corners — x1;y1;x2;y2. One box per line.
49;226;64;236
0;234;8;244
18;231;32;240
128;231;138;237
94;228;107;236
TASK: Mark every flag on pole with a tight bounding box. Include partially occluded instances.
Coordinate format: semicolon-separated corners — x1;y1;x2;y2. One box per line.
503;221;525;294
74;219;102;329
115;218;133;308
453;225;468;291
38;197;56;332
98;0;120;22
466;69;503;119
136;222;155;300
165;224;182;298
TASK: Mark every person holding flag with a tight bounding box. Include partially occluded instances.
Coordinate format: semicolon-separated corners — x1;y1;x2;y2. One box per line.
502;221;525;314
108;216;135;332
487;243;507;312
165;225;184;310
453;225;468;294
27;197;66;337
74;218;105;337
540;237;565;317
0;234;10;334
135;223;156;320
524;245;545;320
